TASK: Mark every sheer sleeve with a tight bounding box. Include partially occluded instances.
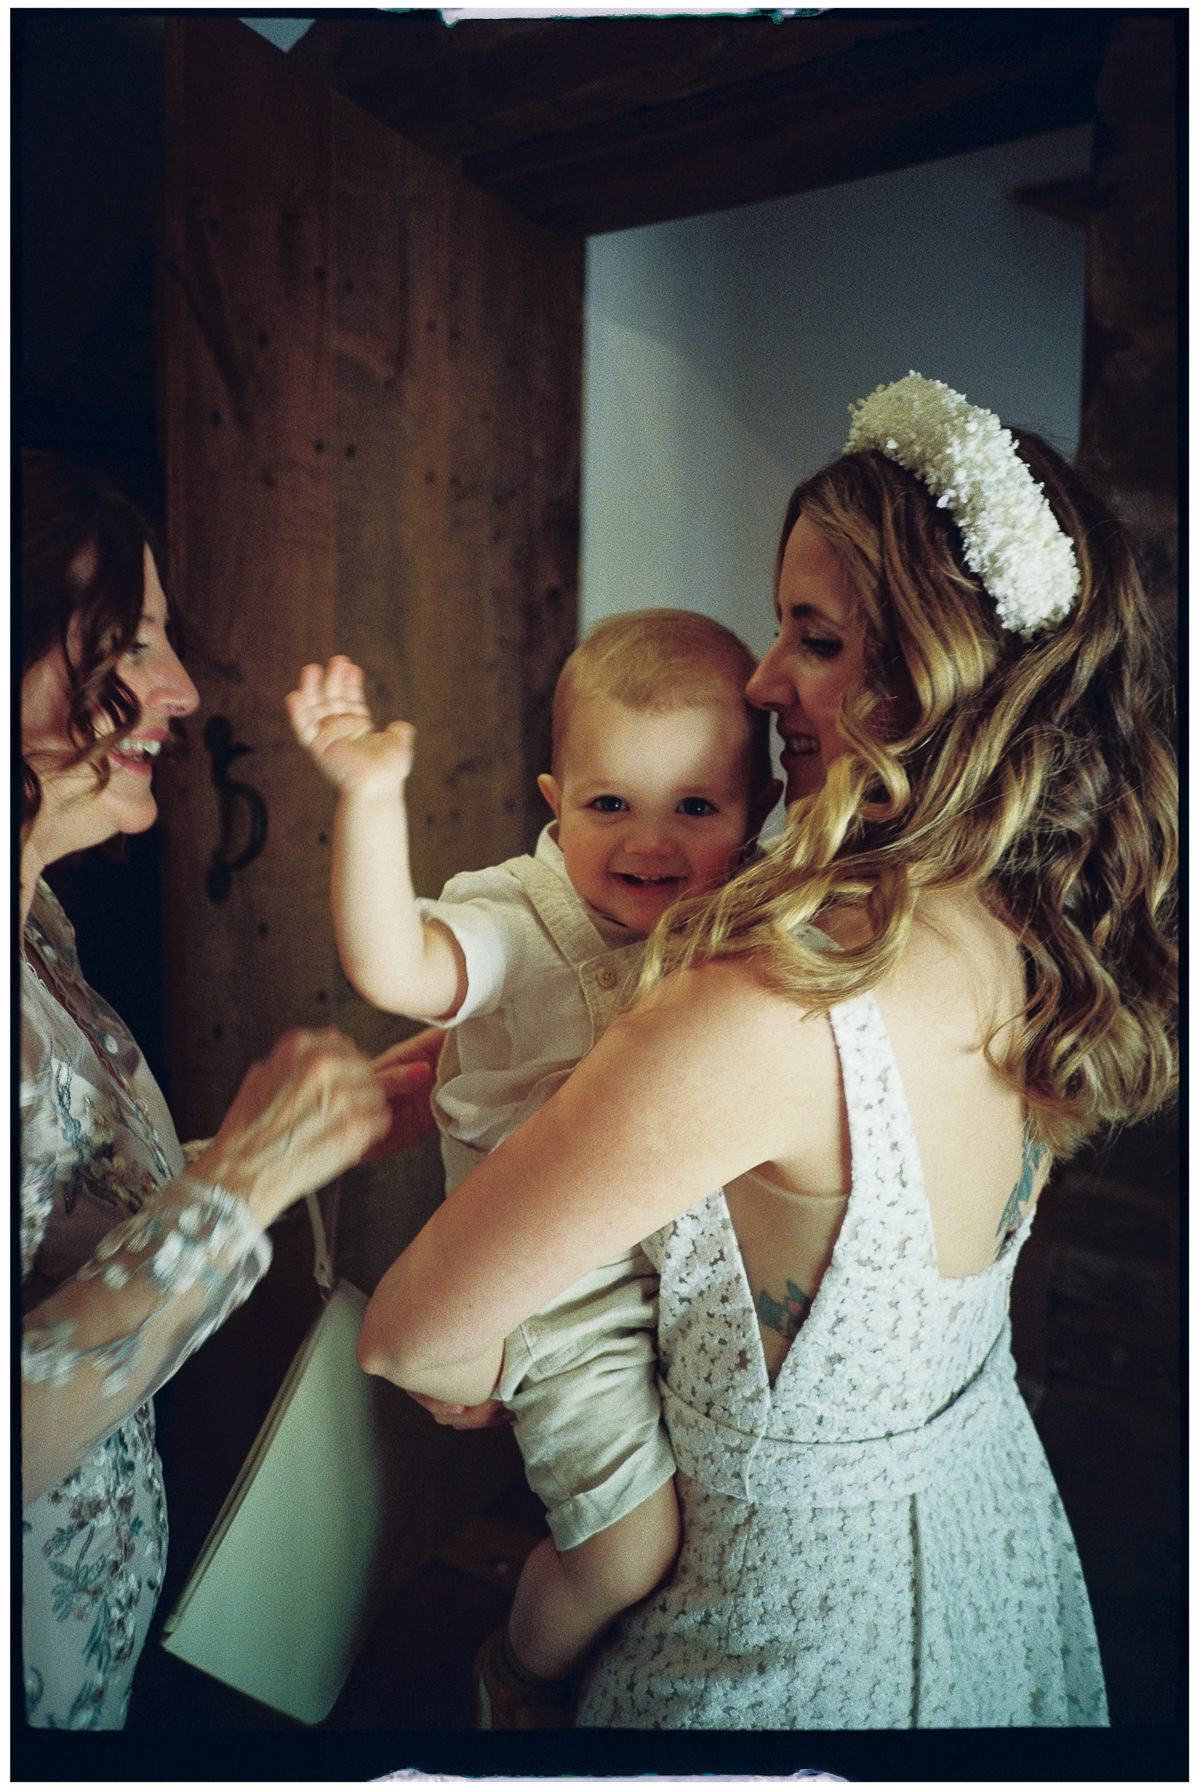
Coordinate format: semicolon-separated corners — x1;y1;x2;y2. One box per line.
21;1170;271;1503
20;884;273;1504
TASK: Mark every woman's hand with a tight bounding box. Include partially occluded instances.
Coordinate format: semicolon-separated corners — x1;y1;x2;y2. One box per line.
189;1028;390;1228
359;1029;445;1161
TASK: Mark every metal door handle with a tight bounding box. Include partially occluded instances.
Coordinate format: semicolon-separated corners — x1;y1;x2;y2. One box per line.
204;714;268;901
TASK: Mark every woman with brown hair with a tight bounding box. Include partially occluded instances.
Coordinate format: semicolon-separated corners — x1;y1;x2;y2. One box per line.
360;375;1176;1728
19;451;397;1728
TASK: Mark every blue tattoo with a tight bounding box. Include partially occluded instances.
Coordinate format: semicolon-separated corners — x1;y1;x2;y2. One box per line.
758;1279;812;1342
995;1134;1047;1246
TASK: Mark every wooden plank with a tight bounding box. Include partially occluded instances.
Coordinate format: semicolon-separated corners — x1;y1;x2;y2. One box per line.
158;12;582;1583
161;16;582;1131
329;97;581;912
161;13;340;1136
323;57;582;1289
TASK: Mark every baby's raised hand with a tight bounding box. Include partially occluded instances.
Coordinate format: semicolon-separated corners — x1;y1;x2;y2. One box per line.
286;656;415;796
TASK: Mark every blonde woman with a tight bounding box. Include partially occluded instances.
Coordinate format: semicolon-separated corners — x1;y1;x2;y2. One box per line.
361;376;1177;1729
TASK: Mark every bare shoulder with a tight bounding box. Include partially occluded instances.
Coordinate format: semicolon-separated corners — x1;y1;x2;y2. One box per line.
875;890;1039;1276
879;889;1025;1044
616;955;830;1077
596;956;842;1188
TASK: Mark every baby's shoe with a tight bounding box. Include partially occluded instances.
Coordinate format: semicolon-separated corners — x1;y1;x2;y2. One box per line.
473;1628;577;1730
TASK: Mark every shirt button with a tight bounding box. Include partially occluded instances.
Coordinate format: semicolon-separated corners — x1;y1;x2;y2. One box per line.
594;965;617;989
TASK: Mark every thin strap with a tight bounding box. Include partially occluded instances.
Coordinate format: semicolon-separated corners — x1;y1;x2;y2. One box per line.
305;1185;338;1297
827;994;930;1250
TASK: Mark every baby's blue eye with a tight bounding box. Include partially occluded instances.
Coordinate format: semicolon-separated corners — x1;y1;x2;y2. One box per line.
589;795;627;813
680;797;717;817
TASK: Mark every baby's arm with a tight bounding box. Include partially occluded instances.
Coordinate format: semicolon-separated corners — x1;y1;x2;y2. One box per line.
286;657;467;1019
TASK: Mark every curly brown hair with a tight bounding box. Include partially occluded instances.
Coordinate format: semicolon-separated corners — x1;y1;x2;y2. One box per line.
21;450;162;830
640;433;1178;1159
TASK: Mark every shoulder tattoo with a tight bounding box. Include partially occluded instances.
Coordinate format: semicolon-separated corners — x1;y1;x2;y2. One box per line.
994;1133;1048;1251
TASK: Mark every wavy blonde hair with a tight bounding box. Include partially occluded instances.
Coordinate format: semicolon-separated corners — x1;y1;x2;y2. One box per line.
640;435;1178;1159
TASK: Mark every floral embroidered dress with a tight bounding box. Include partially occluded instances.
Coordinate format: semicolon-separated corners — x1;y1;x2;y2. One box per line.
577;992;1108;1730
20;883;272;1730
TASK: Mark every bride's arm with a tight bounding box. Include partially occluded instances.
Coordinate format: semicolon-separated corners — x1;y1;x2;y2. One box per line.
358;960;819;1397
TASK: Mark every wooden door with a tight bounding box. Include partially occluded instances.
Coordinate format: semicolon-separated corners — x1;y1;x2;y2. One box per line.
157;14;582;1592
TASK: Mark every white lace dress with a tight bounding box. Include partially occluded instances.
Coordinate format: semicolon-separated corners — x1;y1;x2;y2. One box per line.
577;992;1108;1729
20;883;272;1730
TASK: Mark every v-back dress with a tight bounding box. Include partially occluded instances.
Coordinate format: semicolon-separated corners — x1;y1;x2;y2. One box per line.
577;992;1108;1729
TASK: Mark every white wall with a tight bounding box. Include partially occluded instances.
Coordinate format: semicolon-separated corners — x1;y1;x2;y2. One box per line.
581;126;1091;661
240;16;314;52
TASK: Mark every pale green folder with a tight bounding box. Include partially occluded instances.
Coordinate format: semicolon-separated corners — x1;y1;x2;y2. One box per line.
161;1279;399;1725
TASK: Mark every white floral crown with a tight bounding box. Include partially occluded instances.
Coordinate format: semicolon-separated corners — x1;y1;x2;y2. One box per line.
844;372;1080;637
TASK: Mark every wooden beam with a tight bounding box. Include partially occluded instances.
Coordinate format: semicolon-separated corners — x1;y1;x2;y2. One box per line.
292;11;926;159
473;13;1112;232
294;10;1114;234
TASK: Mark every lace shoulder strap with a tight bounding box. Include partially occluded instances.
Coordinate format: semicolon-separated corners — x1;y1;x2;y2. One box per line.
827;993;929;1246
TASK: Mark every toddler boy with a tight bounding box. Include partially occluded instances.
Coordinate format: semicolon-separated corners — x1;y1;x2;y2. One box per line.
287;610;777;1727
